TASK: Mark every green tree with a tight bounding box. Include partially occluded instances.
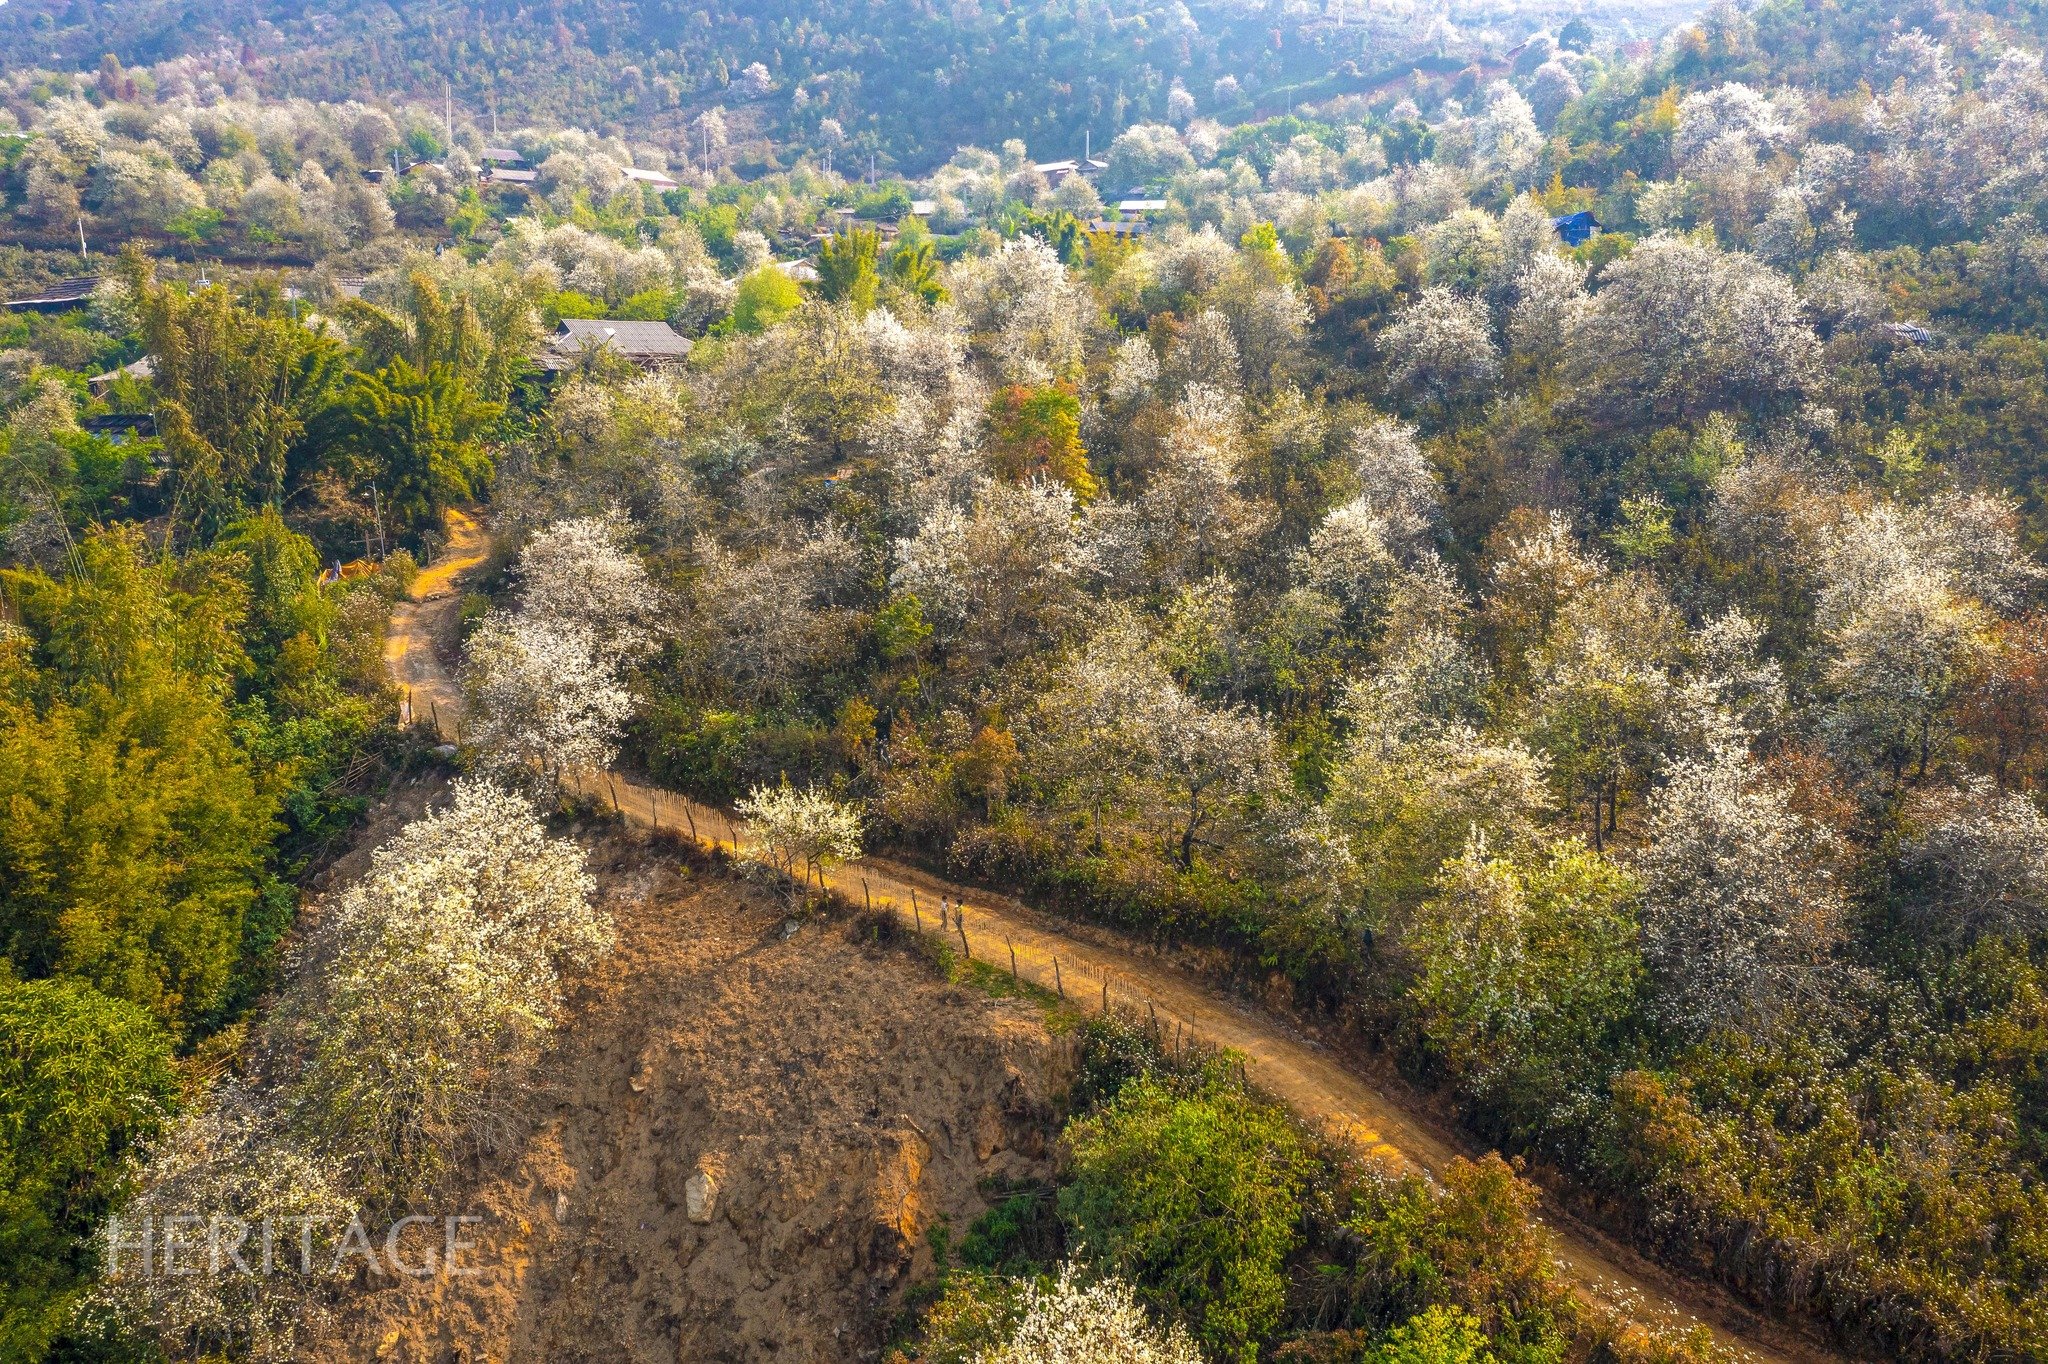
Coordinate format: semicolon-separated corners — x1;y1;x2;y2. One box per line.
889;222;948;305
335;267;540;405
135;264;346;542
1364;1307;1498;1364
817;223;882;310
312;359;500;547
0;529;277;1035
731;266;803;333
1405;838;1643;1135
0;977;175;1361
1059;1078;1305;1361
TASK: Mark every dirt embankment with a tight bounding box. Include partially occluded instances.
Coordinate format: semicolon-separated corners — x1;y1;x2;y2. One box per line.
306;837;1067;1363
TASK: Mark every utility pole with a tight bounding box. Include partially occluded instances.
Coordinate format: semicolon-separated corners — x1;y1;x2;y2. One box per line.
444;80;454;153
76;215;87;263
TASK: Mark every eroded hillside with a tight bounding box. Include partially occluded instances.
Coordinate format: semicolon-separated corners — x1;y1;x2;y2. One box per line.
307;832;1066;1363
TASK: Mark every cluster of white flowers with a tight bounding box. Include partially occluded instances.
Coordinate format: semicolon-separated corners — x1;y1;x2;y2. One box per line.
975;1263;1202;1364
463;514;661;792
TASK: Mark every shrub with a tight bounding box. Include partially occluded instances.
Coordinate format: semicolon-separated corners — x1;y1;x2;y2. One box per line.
1059;1076;1307;1361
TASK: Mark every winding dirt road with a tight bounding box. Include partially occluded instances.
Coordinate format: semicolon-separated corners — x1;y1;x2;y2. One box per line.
385;511;1850;1364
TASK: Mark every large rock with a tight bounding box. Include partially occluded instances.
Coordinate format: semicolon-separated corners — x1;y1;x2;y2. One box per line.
685;1156;723;1224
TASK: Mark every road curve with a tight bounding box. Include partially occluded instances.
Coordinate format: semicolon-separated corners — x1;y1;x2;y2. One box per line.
387;511;1851;1364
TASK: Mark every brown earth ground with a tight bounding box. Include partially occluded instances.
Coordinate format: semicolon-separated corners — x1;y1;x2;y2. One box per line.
303;830;1067;1363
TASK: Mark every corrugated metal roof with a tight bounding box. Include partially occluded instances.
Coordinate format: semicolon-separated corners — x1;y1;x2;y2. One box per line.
5;275;99;310
547;319;693;367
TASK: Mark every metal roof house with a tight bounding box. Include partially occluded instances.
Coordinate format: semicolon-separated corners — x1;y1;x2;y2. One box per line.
5;276;99;312
1552;211;1600;247
542;319;693;370
621;166;679;191
480;146;526;165
87;356;153;397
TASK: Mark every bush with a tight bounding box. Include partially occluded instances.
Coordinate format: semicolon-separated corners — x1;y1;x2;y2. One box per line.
1059;1076;1307;1361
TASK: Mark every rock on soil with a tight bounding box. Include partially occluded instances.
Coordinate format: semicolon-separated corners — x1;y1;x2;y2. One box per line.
307;834;1067;1363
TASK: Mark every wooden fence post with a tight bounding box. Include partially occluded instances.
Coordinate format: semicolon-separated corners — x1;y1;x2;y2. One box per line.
914;900;923;933
863;879;872;912
1102;978;1109;1012
1053;957;1064;998
1008;937;1017;984
957;917;970;961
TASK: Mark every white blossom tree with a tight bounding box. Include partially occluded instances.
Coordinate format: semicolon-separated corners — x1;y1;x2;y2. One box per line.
947;237;1090;384
975;1263;1202;1364
464;515;662;792
289;780;609;1200
1381;286;1501;408
1633;745;1844;1039
1560;233;1820;429
736;781;863;899
1901;779;2048;943
93;1085;354;1364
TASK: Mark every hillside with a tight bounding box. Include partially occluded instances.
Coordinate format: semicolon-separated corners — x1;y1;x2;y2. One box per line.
305;822;1068;1362
0;0;1680;172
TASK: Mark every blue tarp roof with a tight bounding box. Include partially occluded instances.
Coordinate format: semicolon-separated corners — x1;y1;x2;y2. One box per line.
1552;211;1599;246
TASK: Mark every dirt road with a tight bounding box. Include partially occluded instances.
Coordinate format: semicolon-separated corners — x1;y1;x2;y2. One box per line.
387;513;1849;1364
382;508;486;737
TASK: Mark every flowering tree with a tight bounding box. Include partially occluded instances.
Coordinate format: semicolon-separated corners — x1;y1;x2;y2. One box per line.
463;514;659;793
1900;778;2048;944
462;610;636;789
1381;286;1501;409
1633;745;1844;1039
975;1263;1202;1364
510;513;662;655
1560;233;1820;429
289;780;609;1200
736;781;863;899
92;1085;354;1364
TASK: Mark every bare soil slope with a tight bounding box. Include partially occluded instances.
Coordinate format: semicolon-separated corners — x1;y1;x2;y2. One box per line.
308;837;1066;1363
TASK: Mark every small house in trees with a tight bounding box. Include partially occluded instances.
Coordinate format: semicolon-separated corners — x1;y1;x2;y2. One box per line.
1116;198;1168;219
81;413;157;444
481;146;526;166
4;276;98;312
1551;211;1600;247
542;319;693;370
87;356;153;397
486;167;538;186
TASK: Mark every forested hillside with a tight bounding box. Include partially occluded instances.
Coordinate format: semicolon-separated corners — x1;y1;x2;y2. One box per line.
17;0;2048;1359
0;0;1653;172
